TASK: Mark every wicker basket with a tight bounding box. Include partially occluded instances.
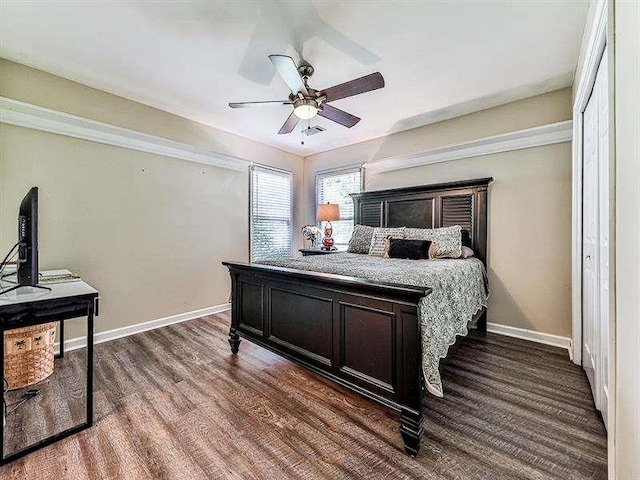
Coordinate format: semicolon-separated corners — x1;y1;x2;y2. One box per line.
4;323;56;390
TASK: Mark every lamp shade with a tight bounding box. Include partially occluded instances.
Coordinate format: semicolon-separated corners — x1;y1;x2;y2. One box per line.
317;203;340;222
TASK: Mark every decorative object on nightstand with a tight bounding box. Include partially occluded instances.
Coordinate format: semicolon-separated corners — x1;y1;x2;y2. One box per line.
317;203;340;250
301;225;321;249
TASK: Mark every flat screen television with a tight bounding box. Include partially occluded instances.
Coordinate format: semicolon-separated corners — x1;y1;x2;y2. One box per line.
0;187;50;296
17;187;39;286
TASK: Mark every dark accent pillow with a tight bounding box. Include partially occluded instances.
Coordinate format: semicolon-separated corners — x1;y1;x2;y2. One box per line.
387;239;432;260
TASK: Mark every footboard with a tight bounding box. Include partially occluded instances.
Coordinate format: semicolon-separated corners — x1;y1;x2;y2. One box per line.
223;261;431;456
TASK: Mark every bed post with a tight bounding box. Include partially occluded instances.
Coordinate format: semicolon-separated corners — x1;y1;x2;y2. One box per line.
474;181;490;266
229;330;241;354
400;409;424;457
397;304;424;456
476;310;488;332
474;181;489;333
228;271;242;354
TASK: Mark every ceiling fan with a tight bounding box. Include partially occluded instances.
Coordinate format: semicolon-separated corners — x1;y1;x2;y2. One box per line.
229;55;385;134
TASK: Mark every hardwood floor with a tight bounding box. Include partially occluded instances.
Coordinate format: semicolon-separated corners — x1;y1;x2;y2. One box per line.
1;313;607;479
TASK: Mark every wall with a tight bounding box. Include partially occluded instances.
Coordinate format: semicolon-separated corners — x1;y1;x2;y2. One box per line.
613;0;640;476
304;89;573;337
0;59;304;337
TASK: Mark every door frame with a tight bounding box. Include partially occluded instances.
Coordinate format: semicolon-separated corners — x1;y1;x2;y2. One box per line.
571;0;615;472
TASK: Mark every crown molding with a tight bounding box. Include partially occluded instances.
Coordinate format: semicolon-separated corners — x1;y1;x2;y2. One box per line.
0;96;251;172
363;120;573;174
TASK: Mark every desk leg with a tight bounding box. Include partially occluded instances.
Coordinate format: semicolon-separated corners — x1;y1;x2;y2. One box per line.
1;324;4;462
56;319;65;359
86;302;94;427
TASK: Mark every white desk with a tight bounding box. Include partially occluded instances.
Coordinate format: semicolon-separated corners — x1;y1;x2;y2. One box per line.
0;275;99;465
0;280;98;305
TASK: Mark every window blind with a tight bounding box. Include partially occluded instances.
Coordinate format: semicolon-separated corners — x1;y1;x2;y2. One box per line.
316;167;363;246
250;165;293;261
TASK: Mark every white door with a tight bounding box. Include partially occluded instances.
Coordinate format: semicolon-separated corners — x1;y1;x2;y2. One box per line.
596;48;610;429
582;86;600;407
581;47;610;427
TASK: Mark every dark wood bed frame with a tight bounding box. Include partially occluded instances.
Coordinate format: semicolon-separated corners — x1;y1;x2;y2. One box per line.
223;177;492;456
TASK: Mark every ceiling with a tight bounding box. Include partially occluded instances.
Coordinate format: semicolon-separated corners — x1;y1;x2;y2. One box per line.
0;1;589;156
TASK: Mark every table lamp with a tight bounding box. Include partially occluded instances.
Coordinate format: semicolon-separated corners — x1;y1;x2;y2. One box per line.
317;203;340;250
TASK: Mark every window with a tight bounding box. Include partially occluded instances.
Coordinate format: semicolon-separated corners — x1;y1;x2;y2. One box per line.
316;167;363;247
250;165;293;261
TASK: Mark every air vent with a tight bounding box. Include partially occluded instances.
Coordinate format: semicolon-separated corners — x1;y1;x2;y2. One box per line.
303;125;326;136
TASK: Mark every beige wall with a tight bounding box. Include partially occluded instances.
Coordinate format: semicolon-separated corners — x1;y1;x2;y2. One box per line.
614;0;640;476
0;59;304;337
304;89;573;337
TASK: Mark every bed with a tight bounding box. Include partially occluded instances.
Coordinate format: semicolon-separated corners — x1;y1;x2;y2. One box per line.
223;177;492;456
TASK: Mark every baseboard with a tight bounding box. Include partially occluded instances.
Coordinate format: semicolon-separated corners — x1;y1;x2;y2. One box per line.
55;307;571;359
487;322;572;356
55;303;231;353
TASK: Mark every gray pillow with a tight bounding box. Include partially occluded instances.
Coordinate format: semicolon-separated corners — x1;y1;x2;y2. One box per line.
405;225;463;259
368;227;406;256
347;225;375;254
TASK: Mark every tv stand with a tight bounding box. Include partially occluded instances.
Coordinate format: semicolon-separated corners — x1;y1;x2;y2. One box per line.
0;279;99;465
0;284;51;296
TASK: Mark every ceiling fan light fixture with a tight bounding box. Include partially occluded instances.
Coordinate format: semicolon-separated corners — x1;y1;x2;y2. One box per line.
293;98;319;120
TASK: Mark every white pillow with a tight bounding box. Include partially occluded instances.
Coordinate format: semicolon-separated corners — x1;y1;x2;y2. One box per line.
368;227;406;256
405;225;463;259
460;246;475;258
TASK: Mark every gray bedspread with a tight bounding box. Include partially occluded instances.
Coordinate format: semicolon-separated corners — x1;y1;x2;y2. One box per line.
258;253;488;397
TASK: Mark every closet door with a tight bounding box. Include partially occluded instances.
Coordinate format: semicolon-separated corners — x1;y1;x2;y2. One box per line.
582;88;600;407
596;48;610;429
581;48;610;425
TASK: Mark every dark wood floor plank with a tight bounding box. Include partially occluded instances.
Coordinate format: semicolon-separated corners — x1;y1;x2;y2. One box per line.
437;381;606;467
443;363;606;435
0;315;607;479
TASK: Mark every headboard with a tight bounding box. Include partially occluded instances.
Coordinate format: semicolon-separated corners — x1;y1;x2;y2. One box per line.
350;178;493;264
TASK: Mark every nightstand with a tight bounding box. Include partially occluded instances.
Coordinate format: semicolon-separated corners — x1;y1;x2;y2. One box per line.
299;248;341;257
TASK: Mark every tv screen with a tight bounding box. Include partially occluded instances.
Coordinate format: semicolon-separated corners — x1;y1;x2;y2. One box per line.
17;187;38;287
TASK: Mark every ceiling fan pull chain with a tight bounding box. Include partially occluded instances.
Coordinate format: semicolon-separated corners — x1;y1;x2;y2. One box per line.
301;117;312;145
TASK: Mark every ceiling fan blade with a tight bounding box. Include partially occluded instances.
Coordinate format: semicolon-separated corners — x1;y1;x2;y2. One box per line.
269;54;309;96
321;72;384;103
318;104;360;128
229;100;291;108
278;111;299;134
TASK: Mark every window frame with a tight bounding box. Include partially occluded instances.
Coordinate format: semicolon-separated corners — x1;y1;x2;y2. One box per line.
249;164;294;262
315;165;364;248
